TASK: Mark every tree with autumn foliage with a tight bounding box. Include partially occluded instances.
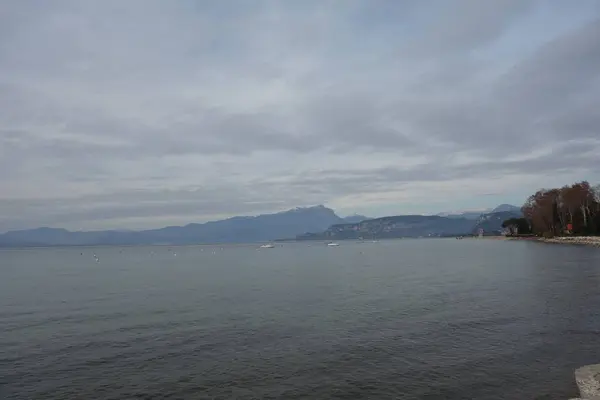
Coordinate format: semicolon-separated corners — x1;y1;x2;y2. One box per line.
520;181;600;237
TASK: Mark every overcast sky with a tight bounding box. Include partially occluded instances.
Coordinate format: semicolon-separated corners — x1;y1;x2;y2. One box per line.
1;0;600;232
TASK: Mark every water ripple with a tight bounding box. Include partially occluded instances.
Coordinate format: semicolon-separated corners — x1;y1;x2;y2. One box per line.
1;240;600;399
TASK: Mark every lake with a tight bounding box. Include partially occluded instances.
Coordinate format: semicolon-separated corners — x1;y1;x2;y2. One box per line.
1;239;600;399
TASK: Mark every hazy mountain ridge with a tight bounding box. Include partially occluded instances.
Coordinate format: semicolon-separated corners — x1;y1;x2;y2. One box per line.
297;208;524;241
491;204;522;213
436;211;488;220
435;204;522;220
296;215;475;240
0;205;343;246
471;210;523;234
341;214;372;224
436;208;492;219
0;204;520;246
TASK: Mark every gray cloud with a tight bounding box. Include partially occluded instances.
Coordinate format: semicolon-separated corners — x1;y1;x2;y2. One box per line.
1;1;599;231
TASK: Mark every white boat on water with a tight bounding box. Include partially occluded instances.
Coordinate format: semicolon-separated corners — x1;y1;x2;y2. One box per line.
327;242;340;247
259;244;275;248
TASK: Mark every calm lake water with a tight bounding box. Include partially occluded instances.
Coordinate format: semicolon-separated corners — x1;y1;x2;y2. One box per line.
1;239;600;399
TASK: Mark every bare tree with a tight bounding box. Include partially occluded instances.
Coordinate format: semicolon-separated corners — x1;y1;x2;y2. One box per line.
522;181;600;236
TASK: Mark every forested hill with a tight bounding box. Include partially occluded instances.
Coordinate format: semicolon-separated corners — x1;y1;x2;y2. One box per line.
295;210;522;240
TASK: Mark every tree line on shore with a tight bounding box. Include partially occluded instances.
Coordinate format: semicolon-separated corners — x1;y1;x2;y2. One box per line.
503;181;600;237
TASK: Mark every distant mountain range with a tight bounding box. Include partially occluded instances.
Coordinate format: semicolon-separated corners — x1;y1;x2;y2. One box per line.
470;210;524;235
491;204;522;213
0;206;370;247
0;204;521;247
436;204;521;219
340;214;372;224
295;208;522;241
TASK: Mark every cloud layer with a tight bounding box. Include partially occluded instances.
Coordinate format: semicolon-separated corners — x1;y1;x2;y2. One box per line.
1;0;600;231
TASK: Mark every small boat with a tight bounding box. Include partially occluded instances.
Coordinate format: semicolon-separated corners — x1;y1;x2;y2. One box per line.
259;244;275;248
327;242;340;247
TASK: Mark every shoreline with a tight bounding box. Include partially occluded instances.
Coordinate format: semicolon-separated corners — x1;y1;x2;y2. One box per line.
503;235;600;247
542;236;600;247
573;364;600;399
